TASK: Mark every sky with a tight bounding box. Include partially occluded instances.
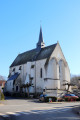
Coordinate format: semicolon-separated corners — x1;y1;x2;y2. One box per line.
0;0;80;77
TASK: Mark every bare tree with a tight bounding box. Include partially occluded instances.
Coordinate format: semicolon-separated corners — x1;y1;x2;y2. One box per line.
63;80;75;91
71;76;80;93
21;82;32;98
25;83;32;98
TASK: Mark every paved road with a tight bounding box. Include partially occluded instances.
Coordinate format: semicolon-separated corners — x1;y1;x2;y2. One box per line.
0;98;80;120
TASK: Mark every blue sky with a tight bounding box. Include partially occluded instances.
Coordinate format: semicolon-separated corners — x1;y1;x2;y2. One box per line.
0;0;80;77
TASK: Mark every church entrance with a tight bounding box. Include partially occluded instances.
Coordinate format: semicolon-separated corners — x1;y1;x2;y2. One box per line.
16;86;18;92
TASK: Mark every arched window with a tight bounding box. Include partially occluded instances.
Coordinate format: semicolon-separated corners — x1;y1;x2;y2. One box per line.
19;66;22;70
16;86;18;92
13;68;15;72
59;59;65;81
40;68;42;78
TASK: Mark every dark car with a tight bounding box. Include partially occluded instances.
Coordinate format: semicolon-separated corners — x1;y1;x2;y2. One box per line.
39;94;48;102
39;94;57;102
64;94;79;101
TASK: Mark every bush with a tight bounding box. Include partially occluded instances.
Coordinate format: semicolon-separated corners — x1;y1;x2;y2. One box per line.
0;90;5;100
1;93;5;100
52;97;57;102
65;97;69;101
65;97;78;101
4;92;11;96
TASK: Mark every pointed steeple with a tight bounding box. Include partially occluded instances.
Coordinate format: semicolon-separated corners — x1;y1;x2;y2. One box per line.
36;27;45;52
38;27;43;43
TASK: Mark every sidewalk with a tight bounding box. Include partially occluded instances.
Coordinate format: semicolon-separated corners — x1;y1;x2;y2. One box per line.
0;101;5;106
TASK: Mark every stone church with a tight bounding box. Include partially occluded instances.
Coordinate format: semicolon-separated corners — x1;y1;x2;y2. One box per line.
5;27;70;97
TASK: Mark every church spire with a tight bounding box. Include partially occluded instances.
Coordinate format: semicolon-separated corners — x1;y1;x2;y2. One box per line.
36;26;45;52
39;26;43;43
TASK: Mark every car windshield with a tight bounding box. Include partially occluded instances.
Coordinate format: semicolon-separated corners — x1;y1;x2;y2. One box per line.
70;94;75;96
40;94;48;97
65;94;75;96
40;94;43;97
44;94;48;97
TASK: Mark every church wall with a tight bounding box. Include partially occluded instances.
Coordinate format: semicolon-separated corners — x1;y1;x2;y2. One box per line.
22;64;27;84
6;80;14;92
65;65;71;90
7;64;27;93
25;62;35;93
44;58;60;90
59;60;66;89
47;58;57;78
50;43;70;90
9;64;27;84
51;43;66;61
35;59;46;93
65;65;70;83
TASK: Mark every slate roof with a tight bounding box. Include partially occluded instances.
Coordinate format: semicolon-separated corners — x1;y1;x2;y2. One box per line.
10;43;57;67
8;73;20;81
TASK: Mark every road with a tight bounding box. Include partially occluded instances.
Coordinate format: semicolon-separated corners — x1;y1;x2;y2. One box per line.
0;98;80;120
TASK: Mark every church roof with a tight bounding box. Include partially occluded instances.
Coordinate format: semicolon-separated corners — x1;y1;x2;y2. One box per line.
8;73;20;81
10;43;57;67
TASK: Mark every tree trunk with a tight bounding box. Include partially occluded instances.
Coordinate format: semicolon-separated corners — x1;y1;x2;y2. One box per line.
27;87;29;98
67;85;70;91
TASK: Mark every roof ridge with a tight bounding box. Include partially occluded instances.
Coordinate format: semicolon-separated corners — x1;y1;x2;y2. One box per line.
41;43;57;49
19;48;36;55
19;43;57;56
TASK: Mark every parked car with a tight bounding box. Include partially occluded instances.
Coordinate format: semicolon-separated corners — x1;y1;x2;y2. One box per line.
57;96;65;102
39;94;48;102
39;94;57;102
64;94;79;101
